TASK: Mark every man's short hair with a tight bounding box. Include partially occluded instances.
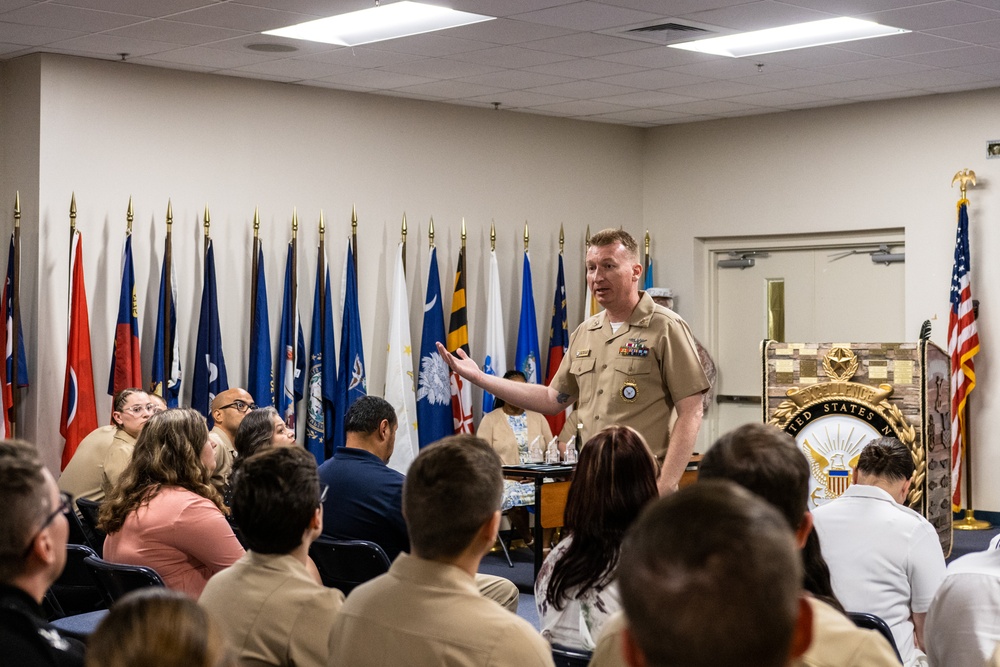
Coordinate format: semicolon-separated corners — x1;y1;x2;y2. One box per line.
620;480;802;667
230;447;320;554
0;440;49;582
856;437;914;482
403;435;503;560
699;423;809;530
589;228;639;261
344;396;398;435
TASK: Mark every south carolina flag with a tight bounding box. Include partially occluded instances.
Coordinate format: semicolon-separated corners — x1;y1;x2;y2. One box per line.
60;231;98;470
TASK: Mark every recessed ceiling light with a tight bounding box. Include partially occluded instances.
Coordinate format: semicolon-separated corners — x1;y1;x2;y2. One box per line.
245;43;298;53
668;17;909;58
263;1;495;47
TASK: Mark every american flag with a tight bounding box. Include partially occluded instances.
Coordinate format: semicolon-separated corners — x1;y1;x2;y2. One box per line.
949;200;980;510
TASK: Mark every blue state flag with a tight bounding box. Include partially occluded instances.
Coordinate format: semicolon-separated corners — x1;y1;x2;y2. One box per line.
644;252;654;291
277;242;305;432
306;250;337;463
150;250;180;408
515;251;542;383
333;240;366;451
416;247;452;448
192;239;228;424
247;245;273;408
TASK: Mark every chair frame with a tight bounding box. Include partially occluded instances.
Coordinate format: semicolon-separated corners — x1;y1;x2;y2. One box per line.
83;554;165;606
308;537;390;596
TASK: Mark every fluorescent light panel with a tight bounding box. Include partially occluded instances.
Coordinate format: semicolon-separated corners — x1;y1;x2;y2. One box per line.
264;1;495;47
669;17;909;58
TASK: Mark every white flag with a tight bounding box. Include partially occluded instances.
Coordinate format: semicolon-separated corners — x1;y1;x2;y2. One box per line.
482;249;507;413
384;243;419;473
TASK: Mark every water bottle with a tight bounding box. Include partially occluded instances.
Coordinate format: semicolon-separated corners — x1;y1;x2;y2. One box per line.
564;435;578;464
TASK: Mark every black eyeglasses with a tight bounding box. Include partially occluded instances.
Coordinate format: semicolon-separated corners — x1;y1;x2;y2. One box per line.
21;491;73;559
219;400;256;413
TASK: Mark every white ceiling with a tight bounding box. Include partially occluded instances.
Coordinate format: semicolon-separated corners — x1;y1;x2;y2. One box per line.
2;0;1000;127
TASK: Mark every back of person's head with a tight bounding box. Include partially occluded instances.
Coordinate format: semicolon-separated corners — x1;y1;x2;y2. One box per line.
0;440;48;583
619;480;805;667
344;396;397;434
856;437;913;482
234;406;279;460
100;409;222;534
699;423;809;530
230;447;320;554
546;425;657;609
85;588;236;667
403;435;503;560
589;228;639;261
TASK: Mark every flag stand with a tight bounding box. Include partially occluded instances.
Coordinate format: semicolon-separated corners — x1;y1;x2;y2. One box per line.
951;169;990;531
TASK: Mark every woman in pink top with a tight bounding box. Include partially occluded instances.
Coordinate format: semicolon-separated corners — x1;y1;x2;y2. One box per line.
99;409;244;598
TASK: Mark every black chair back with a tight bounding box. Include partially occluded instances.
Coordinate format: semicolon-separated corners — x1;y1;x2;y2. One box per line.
83;554;165;606
66;510;91;550
846;611;903;664
308;537;390;596
75;498;106;556
49;544;105;617
551;644;592;667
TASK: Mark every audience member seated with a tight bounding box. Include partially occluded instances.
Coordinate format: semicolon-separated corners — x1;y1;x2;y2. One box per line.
329;435;555;667
201;447;342;667
0;440;84;667
226;406;296;504
591;423;897;667
100;409;244;598
478;370;554;465
319;396;519;612
85;588;237;667
535;425;657;651
813;437;946;666
58;388;149;503
148;393;168;413
925;542;1000;666
617;480;812;667
208;387;256;495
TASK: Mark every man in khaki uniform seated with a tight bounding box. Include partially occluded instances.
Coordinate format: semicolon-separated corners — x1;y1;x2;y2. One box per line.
208;387;255;494
441;228;709;495
329;435;555;667
200;446;341;667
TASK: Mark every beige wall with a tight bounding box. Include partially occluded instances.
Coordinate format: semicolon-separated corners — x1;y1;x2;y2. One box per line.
2;53;644;473
642;88;1000;510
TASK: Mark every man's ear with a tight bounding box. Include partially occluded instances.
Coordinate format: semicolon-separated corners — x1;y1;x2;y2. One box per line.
621;626;648;667
788;595;814;660
794;511;814;549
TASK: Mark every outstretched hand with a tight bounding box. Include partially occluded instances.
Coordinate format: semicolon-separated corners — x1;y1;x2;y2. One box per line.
436;342;481;381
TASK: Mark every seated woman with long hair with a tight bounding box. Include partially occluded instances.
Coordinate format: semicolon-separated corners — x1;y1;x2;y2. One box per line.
99;409;245;599
223;407;296;506
535;424;658;651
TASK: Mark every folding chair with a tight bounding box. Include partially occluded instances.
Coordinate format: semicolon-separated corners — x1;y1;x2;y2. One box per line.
308;537;390;596
75;498;106;557
83;554;165;606
48;544;105;617
551;644;592;667
846;611;903;664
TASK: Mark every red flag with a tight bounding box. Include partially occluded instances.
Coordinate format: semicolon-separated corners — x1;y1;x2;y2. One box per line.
544;254;569;435
949;200;980;510
60;231;98;470
108;233;142;398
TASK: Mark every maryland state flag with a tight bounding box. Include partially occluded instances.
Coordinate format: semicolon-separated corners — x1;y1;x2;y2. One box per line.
108;232;142;397
544;253;569;434
60;231;98;469
447;246;474;433
0;235;28;437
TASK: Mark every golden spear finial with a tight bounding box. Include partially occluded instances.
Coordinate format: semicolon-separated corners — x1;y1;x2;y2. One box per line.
401;213;407;243
952;169;977;200
319;210;325;239
70;193;77;235
645;229;650;254
126;196;134;234
490;220;496;252
559;224;564;254
253;206;260;239
13;191;20;230
292;207;298;240
429;217;435;248
166;199;173;230
585;224;591;247
203;205;210;238
523;221;529;252
461;217;466;249
352;204;357;235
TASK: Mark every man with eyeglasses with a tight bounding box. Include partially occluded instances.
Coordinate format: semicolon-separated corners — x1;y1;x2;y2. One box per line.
208;388;256;495
0;440;84;666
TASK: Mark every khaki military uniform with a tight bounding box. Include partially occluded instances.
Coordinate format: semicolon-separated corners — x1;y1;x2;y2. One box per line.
99;429;138;498
58;425;118;503
209;427;237;496
550;292;709;458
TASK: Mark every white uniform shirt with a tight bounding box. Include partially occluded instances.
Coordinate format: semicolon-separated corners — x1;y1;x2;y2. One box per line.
812;484;946;666
925;548;1000;667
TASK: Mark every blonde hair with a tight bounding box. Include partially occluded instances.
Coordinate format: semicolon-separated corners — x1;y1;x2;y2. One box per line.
589;228;639;261
86;588;237;667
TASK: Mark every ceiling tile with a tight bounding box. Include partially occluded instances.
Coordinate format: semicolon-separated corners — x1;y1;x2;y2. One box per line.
780;0;940;11
301;47;424;69
928;18;1000;45
169;3;316;32
900;45;1000;67
360;33;490;57
682;0;835;31
526;79;640;99
525;56;645;79
448;44;574;68
106;19;248;46
659;98;763;114
45;33;181;57
596;44;707;68
51;0;214;19
464;90;574;108
588;107;692;123
205;34;337;55
381;57;503;80
529;98;636;115
668;79;774;99
833;31;965;57
599;0;751;14
523;31;654;57
230;0;340;16
140;44;275;70
392;79;510;100
0;3;144;31
723;89;837;106
315;69;438;90
874;67;993;88
815;57;933;79
751;45;873;68
591;68;712;89
731;68;850;89
797;79;912;98
230;57;356;81
860;1;1000;31
924;80;1000;93
594;89;701;107
509;2;661;31
454;69;572;89
444;17;575;45
0;20;82;46
127;55;215;73
214;67;297;83
665;58;790;80
452;0;576;19
956;60;1000;76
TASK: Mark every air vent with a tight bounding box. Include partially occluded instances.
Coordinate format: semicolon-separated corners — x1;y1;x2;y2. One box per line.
602;19;723;46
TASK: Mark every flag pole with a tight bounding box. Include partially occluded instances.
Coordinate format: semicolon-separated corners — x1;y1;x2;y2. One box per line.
162;200;173;398
11;192;21;437
203;206;210;258
644;229;649;272
952;168;989;530
429;216;435;250
401;213;407;277
251;207;260;337
351;205;358;274
490;220;495;253
68;193;77;329
292;208;298;358
318;211;325;336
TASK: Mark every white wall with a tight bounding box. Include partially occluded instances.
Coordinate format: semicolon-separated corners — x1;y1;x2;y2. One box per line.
642;88;1000;509
2;53;644;472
